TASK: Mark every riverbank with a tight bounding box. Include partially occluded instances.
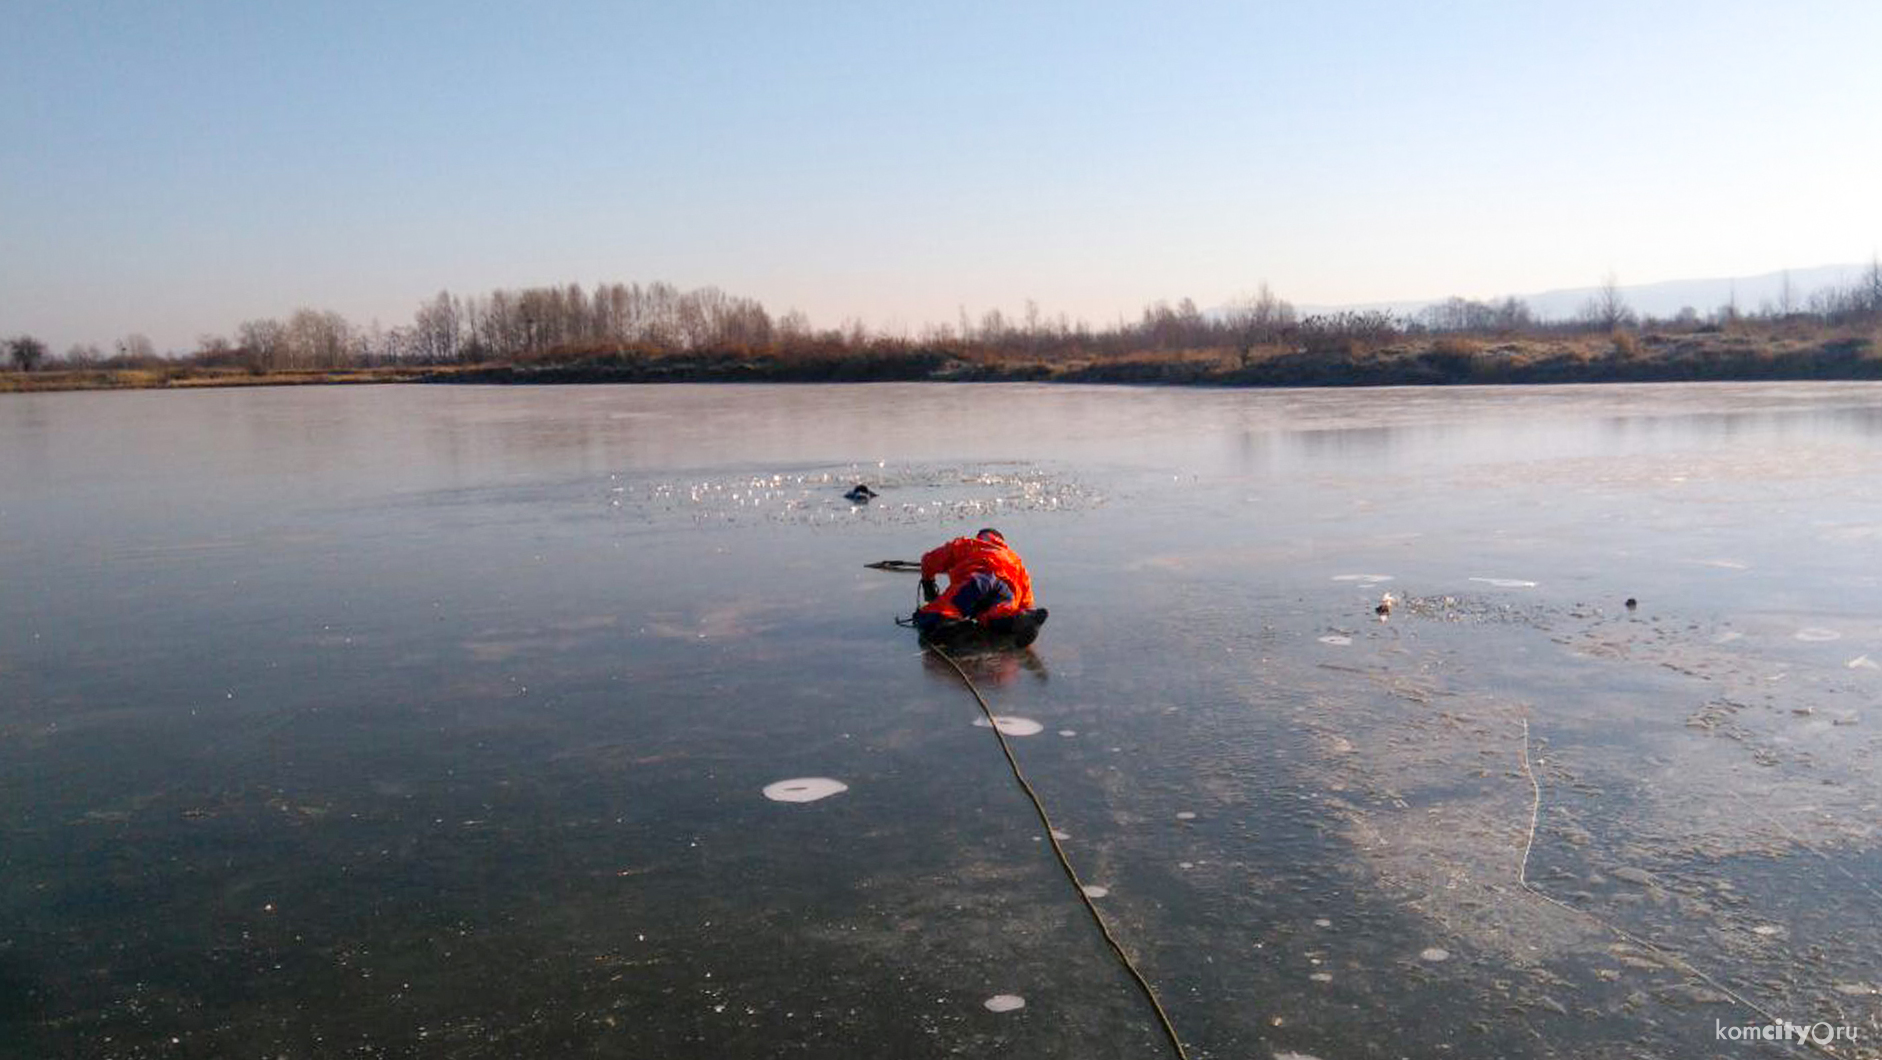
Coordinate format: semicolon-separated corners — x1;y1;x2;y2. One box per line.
5;327;1878;392
0;365;440;393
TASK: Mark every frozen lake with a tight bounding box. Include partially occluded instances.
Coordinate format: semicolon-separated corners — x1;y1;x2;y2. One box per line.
2;381;1879;1058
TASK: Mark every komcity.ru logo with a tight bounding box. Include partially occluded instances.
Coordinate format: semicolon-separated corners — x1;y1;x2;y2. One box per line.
1716;1018;1862;1047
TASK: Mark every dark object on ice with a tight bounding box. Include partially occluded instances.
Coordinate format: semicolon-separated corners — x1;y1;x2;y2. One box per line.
1625;597;1638;611
994;607;1049;649
844;483;879;503
919;608;1050;651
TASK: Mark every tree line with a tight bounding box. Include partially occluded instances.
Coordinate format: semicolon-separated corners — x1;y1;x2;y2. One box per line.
8;262;1882;374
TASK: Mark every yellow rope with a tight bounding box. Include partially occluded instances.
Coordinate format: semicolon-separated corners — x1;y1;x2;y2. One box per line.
925;642;1191;1060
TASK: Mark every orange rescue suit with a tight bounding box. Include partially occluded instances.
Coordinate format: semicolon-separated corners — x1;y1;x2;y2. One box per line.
918;533;1035;623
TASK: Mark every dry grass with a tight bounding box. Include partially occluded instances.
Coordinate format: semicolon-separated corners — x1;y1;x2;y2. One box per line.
0;366;431;393
1430;336;1485;357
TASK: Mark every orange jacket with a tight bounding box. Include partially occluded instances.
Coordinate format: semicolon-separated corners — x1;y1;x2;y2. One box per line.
919;533;1035;619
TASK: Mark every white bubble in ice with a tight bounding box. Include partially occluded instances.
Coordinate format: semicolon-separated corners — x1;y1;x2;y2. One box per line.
1050;829;1071;841
983;994;1025;1013
1795;628;1842;642
762;778;849;803
1309;972;1333;982
1058;729;1077;737
1313;918;1332;928
1175;811;1197;820
1332;574;1394;584
1847;655;1878;670
1081;884;1109;898
1753;924;1782;936
1317;635;1352;646
972;716;1044;736
1419;947;1451;962
1469;577;1537;589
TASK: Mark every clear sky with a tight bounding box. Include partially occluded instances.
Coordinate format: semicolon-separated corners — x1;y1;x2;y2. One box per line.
4;0;1879;353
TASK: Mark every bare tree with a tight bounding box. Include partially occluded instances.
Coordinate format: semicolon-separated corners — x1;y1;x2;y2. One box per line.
1421;295;1533;333
284;309;351;368
1175;297;1205;345
238;318;286;370
1225;282;1296;365
119;334;158;362
7;335;47;371
1139;300;1179;349
1581;272;1636;331
413;291;463;363
1489;296;1534;332
979;308;1009;344
1715;280;1740;327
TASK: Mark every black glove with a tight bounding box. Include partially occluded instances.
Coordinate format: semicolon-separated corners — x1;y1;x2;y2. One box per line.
920;578;939;603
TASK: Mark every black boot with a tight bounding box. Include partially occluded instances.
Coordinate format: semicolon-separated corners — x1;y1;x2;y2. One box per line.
915;611;974;644
1007;608;1048;648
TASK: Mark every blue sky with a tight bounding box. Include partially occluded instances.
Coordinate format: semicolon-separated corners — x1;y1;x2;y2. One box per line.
3;0;1879;353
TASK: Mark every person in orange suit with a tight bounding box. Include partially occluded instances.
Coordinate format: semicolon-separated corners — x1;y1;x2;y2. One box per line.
914;528;1049;647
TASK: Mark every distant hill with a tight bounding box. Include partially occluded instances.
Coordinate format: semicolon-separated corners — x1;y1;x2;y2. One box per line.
1298;263;1874;323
